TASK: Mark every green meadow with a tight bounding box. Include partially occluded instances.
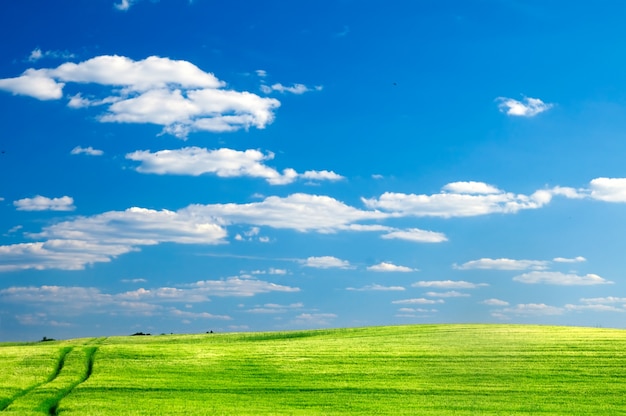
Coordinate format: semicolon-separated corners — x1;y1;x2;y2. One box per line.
1;324;626;415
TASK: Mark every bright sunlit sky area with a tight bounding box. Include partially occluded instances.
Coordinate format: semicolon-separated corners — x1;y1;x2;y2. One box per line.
2;0;626;341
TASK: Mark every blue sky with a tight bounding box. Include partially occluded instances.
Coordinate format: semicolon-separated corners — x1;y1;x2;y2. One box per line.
2;0;626;341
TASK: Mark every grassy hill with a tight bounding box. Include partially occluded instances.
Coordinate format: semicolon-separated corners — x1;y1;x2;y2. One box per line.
1;324;626;415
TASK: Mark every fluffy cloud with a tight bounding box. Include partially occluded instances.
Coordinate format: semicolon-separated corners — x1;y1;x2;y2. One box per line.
411;280;488;289
346;284;405;291
245;302;304;314
0;241;132;272
363;182;555;218
71;146;103;156
13;196;75;211
0;276;297;318
168;308;232;321
495;303;565;317
513;271;613;285
0;69;64;100
186;193;388;233
564;304;625;313
126;147;343;185
381;228;448;243
367;262;416;272
553;256;586;263
114;0;135;10
0;192;447;272
442;181;500;194
303;256;351;269
455;258;549;271
392;298;445;305
0;207;226;271
173;277;300;297
0;55;280;138
496;96;553;117
481;298;509;306
424;291;470;298
588;178;626;202
260;83;322;94
579;296;626;304
28;48;75;62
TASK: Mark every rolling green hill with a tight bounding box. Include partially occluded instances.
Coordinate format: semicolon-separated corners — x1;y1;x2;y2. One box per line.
1;324;625;415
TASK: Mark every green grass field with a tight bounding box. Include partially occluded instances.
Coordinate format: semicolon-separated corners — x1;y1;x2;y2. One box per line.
1;324;625;415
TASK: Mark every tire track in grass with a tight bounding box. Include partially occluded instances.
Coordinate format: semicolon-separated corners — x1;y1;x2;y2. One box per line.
46;338;106;415
0;346;73;412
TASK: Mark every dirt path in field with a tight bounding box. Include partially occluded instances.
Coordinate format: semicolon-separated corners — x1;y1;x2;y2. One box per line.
0;337;107;414
47;337;107;415
0;346;74;412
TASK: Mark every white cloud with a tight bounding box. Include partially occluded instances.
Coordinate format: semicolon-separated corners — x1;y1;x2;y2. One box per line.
412;280;488;289
396;307;436;314
481;298;509;306
0;192;423;272
185;193;388;233
121;278;148;283
300;170;344;182
367;262;416;272
16;313;71;327
553;256;586;263
496;303;565;317
346;284;405;291
0;277;297;318
381;228;448;243
0;207;226;271
130;277;299;299
513;271;613;286
455;258;549;271
496;96;553;117
28;48;43;62
579;297;626;304
169;308;232;320
260;83;322;95
363;182;554;218
7;225;23;234
255;70;267;78
246;302;303;314
126;147;343;184
0;55;281;138
0;69;64;100
589;178;626;202
564;304;625;313
303;256;351;269
251;268;288;275
391;298;444;305
71;146;103;156
14;196;75;212
425;291;470;298
28;48;75;62
442;181;501;194
34;207;226;246
0;241;133;272
114;0;133;10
